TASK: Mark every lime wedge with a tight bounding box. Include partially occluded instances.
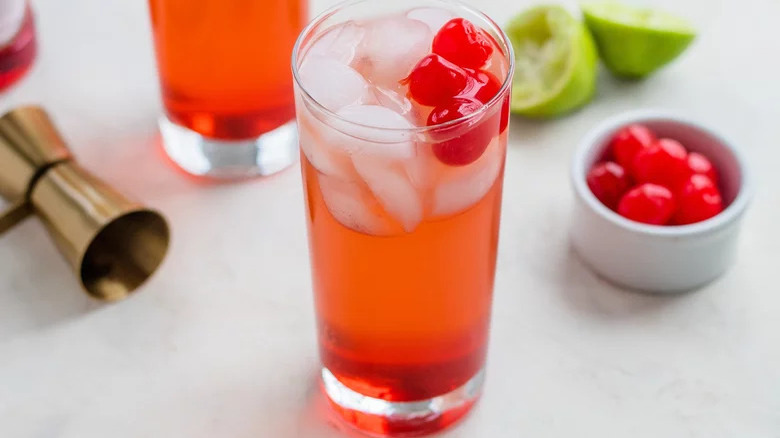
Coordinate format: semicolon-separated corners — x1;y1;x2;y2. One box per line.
506;6;597;118
583;1;696;78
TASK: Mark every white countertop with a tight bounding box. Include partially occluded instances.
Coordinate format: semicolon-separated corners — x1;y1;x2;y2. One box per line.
1;0;779;436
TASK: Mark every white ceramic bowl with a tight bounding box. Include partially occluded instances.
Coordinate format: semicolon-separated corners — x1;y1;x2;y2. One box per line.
570;110;753;293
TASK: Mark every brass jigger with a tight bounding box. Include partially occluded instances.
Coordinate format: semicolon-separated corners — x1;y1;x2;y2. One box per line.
0;106;170;301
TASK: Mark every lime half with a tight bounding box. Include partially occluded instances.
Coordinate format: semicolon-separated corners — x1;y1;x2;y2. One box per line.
506;6;598;118
583;2;696;78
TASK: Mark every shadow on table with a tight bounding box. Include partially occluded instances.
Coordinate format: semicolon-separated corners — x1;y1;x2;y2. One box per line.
0;129;169;341
550;244;681;320
294;373;366;438
507;115;560;150
0;218;100;342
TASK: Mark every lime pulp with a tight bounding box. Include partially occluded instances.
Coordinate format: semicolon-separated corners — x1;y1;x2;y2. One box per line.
506;6;598;118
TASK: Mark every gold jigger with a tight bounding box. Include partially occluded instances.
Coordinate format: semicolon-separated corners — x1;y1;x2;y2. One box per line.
0;106;170;301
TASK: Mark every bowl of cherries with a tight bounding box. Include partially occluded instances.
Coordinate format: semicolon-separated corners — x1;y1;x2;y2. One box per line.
571;110;752;293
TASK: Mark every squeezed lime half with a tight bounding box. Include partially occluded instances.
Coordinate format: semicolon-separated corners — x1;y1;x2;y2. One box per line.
506;5;598;118
583;1;696;78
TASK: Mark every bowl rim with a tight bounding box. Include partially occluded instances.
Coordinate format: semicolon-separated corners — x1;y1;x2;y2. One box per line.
571;109;753;238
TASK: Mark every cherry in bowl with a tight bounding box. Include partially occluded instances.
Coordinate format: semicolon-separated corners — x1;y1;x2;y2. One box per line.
571;111;752;293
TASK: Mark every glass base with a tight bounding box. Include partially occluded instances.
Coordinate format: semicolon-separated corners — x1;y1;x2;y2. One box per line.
321;367;484;437
159;117;298;179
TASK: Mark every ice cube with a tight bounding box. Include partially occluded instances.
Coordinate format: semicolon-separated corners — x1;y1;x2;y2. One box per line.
330;105;416;159
432;137;504;216
405;142;440;192
371;85;414;117
353;155;423;232
298;55;372;112
308;21;366;65
406;7;454;33
318;173;397;236
298;109;356;179
357;17;432;87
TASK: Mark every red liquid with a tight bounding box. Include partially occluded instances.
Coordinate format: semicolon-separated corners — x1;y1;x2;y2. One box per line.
148;0;307;140
302;154;504;403
0;6;36;92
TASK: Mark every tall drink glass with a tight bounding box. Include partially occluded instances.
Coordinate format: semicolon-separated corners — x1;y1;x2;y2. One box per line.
148;0;307;179
292;1;513;435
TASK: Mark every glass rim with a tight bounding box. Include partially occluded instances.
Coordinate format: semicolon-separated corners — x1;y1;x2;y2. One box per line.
290;0;515;134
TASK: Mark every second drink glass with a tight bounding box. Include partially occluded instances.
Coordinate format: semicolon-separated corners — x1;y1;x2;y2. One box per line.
148;0;308;178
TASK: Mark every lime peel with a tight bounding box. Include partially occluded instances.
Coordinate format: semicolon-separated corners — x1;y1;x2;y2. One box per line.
507;6;598;118
582;1;696;78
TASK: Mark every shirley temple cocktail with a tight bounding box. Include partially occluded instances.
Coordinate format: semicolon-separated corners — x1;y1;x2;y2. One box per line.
148;0;307;178
292;0;513;435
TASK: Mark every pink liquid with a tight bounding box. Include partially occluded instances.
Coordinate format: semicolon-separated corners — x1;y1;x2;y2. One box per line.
148;0;307;140
0;5;36;92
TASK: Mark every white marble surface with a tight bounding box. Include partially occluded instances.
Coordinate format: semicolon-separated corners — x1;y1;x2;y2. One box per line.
1;0;779;436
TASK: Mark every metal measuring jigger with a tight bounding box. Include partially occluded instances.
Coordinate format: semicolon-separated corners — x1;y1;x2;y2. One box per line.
0;106;170;301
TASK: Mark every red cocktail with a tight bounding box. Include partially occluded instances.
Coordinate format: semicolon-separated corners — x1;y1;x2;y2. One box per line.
292;1;513;435
148;0;307;178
